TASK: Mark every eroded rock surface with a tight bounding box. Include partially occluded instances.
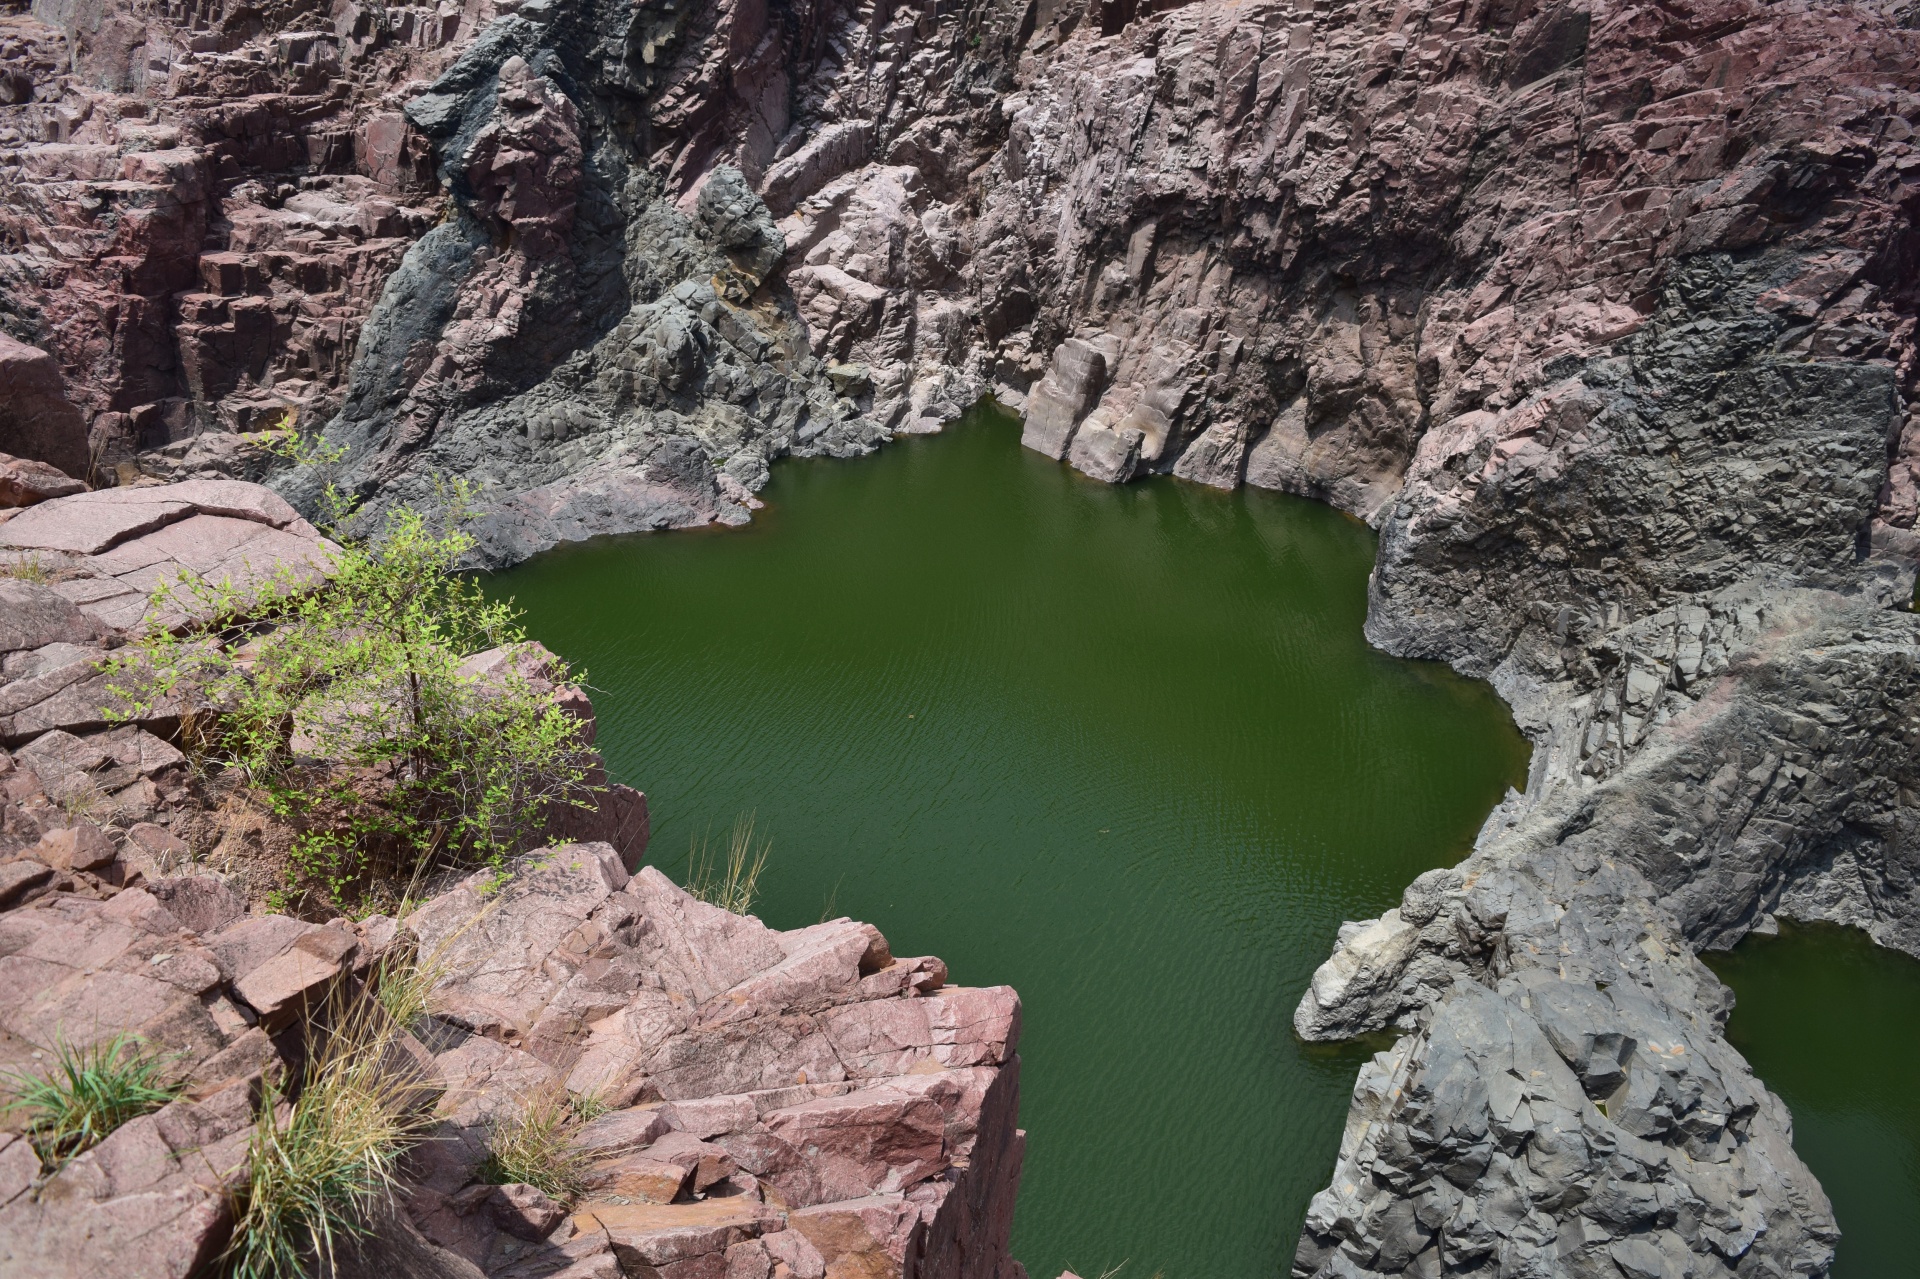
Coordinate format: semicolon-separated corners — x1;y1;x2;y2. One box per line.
0;829;1021;1279
7;0;1920;1272
402;854;1025;1279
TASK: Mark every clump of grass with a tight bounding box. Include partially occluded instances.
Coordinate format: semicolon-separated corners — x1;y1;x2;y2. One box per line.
685;813;770;915
569;1092;610;1124
55;778;116;825
0;1032;182;1170
224;965;434;1278
478;1086;593;1200
371;947;438;1030
0;553;54;583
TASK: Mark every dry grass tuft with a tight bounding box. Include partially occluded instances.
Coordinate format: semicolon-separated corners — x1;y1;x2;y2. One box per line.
478;1085;593;1200
223;960;436;1279
0;553;54;583
685;813;770;916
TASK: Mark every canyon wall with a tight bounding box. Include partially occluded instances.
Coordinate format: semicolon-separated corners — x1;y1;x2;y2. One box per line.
0;479;1023;1279
5;0;1920;1274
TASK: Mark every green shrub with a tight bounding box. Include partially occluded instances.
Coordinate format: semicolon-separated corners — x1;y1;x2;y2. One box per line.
0;1032;182;1170
108;471;600;907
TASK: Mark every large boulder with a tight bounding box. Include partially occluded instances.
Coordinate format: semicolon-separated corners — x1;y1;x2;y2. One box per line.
0;335;87;483
0;452;87;508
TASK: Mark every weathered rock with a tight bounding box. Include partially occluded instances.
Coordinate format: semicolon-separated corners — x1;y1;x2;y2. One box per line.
405;847;1023;1278
584;1152;691;1205
0;452;86;507
763;1087;948;1202
144;875;245;936
0;858;54;909
221;917;358;1031
0;479;336;636
32;821;114;871
0;1082;254;1279
488;1183;567;1241
0;335;88;481
0;581;103;653
1020;340;1109;462
572;1197;786;1273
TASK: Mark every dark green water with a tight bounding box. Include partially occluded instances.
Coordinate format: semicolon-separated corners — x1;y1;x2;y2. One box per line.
489;402;1530;1277
1705;923;1920;1277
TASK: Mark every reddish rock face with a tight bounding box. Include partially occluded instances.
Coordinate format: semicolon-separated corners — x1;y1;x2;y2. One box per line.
0;335;88;480
0;0;452;472
405;856;1026;1279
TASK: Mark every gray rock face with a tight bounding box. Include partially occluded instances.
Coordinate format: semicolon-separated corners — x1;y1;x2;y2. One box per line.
266;7;888;563
1285;252;1920;1275
1020;338;1110;460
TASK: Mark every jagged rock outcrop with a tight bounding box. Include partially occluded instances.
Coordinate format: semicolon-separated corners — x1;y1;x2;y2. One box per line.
0;478;1021;1279
7;0;1920;1271
0;836;1025;1279
402;854;1025;1279
1287;581;1918;1275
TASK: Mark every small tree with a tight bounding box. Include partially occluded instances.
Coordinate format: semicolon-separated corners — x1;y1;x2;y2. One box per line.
110;463;599;907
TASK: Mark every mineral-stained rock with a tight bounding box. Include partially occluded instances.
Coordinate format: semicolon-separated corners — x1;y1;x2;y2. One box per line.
572;1197;787;1272
584;1152;691;1206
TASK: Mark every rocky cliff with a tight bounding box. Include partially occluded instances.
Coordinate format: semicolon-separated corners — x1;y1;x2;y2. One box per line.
0;479;1025;1279
5;0;1920;1273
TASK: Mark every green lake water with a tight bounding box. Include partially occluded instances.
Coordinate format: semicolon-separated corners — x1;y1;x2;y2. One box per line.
489;402;1532;1277
1705;923;1920;1277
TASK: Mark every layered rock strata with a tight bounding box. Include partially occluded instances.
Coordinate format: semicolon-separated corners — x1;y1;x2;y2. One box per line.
0;834;1025;1279
6;0;1920;1273
0;482;1020;1279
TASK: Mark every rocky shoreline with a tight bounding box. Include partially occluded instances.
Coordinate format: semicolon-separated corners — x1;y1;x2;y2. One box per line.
5;0;1920;1273
0;479;1025;1279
